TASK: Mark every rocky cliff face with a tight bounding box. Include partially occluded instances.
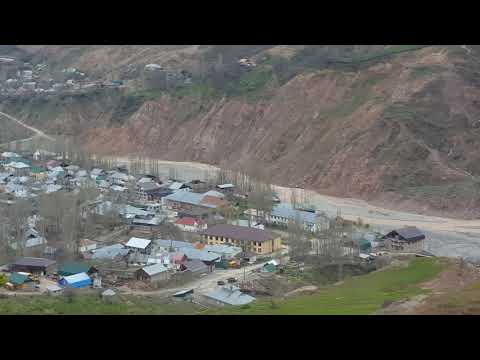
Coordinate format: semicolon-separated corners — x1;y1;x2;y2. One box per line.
3;45;480;218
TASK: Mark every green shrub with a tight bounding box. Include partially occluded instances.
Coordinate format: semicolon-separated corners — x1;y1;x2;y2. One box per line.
0;274;7;287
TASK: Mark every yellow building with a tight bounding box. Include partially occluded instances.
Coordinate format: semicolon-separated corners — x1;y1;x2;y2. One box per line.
200;224;282;255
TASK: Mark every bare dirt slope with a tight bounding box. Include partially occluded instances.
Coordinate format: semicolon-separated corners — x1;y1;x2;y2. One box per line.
4;45;480;218
379;259;480;314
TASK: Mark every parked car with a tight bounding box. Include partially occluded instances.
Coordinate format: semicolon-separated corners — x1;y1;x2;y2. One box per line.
227;277;237;283
217;280;225;286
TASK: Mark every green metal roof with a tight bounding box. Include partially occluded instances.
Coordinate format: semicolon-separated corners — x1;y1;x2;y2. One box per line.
9;273;29;285
31;166;47;173
58;262;92;276
358;239;372;250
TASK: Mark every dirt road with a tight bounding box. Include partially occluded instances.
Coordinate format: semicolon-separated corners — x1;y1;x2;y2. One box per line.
0;111;55;142
119;262;267;297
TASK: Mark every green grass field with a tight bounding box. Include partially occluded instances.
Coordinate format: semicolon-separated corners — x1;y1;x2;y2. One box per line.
209;258;446;315
0;294;203;315
0;258;445;315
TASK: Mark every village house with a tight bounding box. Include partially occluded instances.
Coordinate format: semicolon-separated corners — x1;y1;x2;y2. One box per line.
203;285;256;307
216;183;235;194
186;179;207;192
382;226;426;252
10;257;57;275
180;247;220;272
136;181;165;201
162;190;228;218
236;251;257;264
125;237;153;255
90;244;130;261
79;239;98;253
199;243;243;260
59;272;92;289
168;181;191;192
4;161;30;176
200;224;282;255
175;217;207;232
263;202;331;233
135;263;171;283
180;259;209;276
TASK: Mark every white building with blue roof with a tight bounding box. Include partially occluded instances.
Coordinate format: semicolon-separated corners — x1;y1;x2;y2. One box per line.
266;202;330;233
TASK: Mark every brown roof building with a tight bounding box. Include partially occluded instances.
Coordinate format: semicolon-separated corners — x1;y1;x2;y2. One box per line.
200;224;281;255
10;257;57;275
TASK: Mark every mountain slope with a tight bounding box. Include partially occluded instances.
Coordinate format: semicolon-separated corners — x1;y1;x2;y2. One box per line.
2;45;480;218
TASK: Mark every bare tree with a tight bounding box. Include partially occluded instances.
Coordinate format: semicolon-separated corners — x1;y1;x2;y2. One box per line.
287;215;311;259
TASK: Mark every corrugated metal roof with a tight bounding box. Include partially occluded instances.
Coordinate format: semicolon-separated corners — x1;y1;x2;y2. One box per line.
62;272;91;284
141;263;169;276
200;224;275;243
183;259;208;273
169;182;186;190
217;184;234;189
204;190;225;198
163;191;216;208
13;257;56;268
140;182;162;192
180;247;221;262
58;262;92;275
271;203;316;224
203;244;242;256
126;237;152;249
396;226;425;240
205;286;255;306
156;239;194;249
91;244;130;259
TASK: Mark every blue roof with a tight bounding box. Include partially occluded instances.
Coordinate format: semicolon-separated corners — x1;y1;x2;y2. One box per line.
271;203;316;224
59;272;92;288
163;191;216;208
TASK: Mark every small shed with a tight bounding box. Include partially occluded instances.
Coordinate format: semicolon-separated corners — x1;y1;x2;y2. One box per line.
136;263;171;283
237;251;257;264
46;284;63;295
180;259;209;275
59;272;92;289
9;273;29;287
173;289;194;301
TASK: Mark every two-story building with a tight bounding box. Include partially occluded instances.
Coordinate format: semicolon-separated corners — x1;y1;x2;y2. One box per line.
264;202;330;233
162;190;228;218
200;224;282;255
381;226;425;252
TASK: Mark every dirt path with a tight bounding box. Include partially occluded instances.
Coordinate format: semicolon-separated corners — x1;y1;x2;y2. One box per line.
0;111;55;141
119;262;267;297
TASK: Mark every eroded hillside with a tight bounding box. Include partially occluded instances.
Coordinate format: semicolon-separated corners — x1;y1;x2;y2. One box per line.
2;45;480;218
